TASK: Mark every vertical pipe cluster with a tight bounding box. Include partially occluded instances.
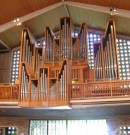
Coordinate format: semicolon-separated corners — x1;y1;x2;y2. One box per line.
94;45;103;80
60;18;71;60
45;28;53;61
22;31;33;66
104;24;118;80
54;39;59;61
78;24;87;60
20;65;29;101
58;64;67;101
50;80;56;101
31;81;38;101
39;69;48;101
94;20;119;81
72;38;77;60
35;49;42;78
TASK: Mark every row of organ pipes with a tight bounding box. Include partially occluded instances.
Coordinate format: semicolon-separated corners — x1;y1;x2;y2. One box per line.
60;18;71;59
20;65;29;101
22;30;34;67
39;68;48;101
35;48;42;78
78;23;87;60
58;64;67;101
44;17;88;62
94;20;119;80
45;27;53;61
94;43;103;80
30;81;38;102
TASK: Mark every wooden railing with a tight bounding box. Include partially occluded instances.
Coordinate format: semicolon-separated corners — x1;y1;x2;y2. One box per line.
71;80;130;99
0;85;19;100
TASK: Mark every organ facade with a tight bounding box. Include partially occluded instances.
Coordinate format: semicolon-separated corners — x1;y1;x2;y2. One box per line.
1;17;130;108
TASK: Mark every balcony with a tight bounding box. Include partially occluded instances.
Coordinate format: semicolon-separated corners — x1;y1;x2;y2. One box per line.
70;80;130;106
0;84;19;106
0;80;130;107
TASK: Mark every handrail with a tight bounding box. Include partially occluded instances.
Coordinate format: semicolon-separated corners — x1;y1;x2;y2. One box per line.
71;80;130;99
0;85;19;100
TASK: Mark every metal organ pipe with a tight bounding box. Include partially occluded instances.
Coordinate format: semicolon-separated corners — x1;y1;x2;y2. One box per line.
110;25;117;79
31;82;37;101
20;66;29;101
108;34;114;79
99;46;102;80
94;54;97;80
66;23;69;58
46;30;48;61
22;32;26;62
64;65;67;100
64;19;66;59
40;69;48;101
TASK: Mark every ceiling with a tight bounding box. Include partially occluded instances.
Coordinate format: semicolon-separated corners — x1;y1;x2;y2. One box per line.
0;0;130;49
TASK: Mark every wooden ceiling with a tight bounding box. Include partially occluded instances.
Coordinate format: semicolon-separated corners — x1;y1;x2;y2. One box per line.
0;0;60;25
1;0;130;25
66;0;130;10
0;0;130;48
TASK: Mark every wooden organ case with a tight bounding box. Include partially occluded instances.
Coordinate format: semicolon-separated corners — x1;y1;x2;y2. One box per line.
18;17;121;107
18;16;89;107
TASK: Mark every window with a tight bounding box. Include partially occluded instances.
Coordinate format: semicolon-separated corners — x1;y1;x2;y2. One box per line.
10;48;20;84
29;119;107;135
119;126;130;135
117;37;130;80
5;127;17;135
88;31;103;69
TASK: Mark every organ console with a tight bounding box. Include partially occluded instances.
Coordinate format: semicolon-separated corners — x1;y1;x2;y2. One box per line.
18;17;121;107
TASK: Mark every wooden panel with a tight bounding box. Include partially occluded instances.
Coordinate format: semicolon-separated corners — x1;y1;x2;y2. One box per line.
71;80;130;99
0;85;19;100
0;0;61;25
66;0;130;10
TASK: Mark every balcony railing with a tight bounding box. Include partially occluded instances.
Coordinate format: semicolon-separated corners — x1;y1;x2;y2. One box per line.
0;85;19;101
71;80;130;99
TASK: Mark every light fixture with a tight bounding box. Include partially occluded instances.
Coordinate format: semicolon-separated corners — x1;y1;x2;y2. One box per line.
13;17;22;26
109;6;117;15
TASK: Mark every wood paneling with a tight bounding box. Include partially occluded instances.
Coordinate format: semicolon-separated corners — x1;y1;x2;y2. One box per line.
0;0;61;25
66;0;130;10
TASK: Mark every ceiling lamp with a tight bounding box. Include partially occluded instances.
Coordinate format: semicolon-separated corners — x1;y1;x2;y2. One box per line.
109;6;117;15
13;17;22;26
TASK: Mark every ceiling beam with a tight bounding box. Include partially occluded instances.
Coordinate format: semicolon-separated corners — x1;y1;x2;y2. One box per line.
62;0;70;16
65;1;130;18
63;4;70;16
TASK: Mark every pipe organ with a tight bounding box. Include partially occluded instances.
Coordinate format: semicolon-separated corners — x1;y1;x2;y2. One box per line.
18;17;120;107
94;19;120;80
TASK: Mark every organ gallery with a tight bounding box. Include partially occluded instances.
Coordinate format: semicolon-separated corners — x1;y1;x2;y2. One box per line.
17;16;129;107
